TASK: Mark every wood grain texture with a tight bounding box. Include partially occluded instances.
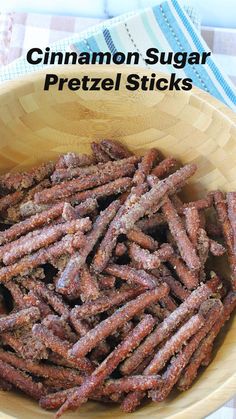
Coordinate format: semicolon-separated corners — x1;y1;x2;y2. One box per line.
0;65;235;419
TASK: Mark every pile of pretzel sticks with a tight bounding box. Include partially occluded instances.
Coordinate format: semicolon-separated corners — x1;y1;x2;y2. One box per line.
0;140;235;417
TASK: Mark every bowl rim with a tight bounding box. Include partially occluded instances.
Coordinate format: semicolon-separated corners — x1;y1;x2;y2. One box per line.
0;64;235;418
0;64;235;124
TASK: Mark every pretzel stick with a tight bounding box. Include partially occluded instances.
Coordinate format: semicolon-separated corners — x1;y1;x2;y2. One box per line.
177;292;236;391
121;313;205;412
98;274;116;290
116;321;135;341
69;284;168;359
21;196;97;220
26;292;53;318
155;266;191;301
149;304;223;403
201;346;213;367
52;157;138;183
183;206;200;247
1;329;45;360
47;353;81;370
100;140;133;160
129;243;173;270
61;203;78;221
32;324;93;373
0;378;12;391
0;307;40;332
62;199;98;220
0;349;83;384
4;280;25;308
168;255;199;290
56;200;120;294
70;178;132;205
105;263;157;289
146;313;206;375
92;183;147;273
42;315;77;343
0;229;47;262
227;192;236;248
110;266;177;313
40;387;75;409
69;315;91;337
151;157;178;178
180;195;213;214
120;281;217;376
209;239;226;256
0;202;66;245
170;194;183;212
20;278;70;317
0;360;45;400
35;163;136;204
0;162;54;192
42;386;120;405
161;198;201;271
102;375;163;395
71;287;141;319
126;227;159;251
91;142;112;163
0;191;24;214
133;148;159;185
214;191;236;289
0;232;85;282
19;201;50;218
163;296;179;313
55;315;156;416
2;218;91;265
162;275;190;301
121;306;216;412
55;152;95;169
119;164;197;236
7;179;51;222
197;228;210;281
120;312;204;381
227;192;236;280
116;388;143;411
40;374;162;410
70;316;110;363
78;265;100;302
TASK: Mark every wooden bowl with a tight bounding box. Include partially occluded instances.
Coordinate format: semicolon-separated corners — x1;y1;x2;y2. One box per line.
0;66;235;419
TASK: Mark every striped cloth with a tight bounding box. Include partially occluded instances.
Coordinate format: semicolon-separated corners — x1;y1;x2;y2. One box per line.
201;26;236;87
0;0;235;110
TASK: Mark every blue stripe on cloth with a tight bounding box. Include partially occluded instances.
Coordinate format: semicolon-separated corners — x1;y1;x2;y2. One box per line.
72;40;91;54
103;28;118;54
107;26;127;55
103;28;128;64
153;2;225;104
172;0;236;105
85;36;101;54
